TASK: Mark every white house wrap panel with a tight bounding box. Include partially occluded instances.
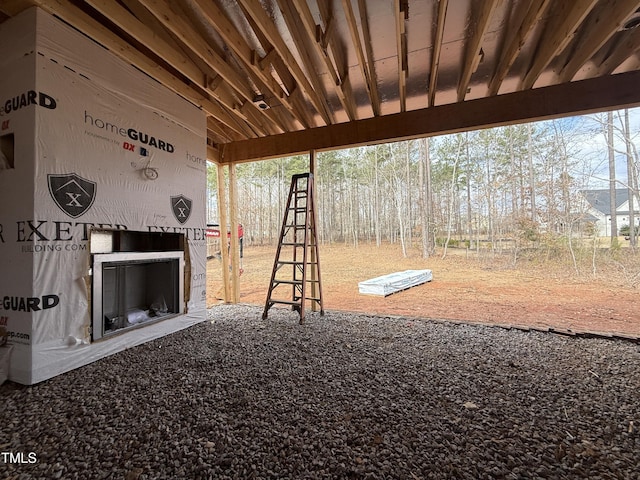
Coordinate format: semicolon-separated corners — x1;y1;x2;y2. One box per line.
0;8;207;385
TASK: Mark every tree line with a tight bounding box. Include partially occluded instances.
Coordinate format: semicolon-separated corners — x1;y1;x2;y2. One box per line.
207;109;639;260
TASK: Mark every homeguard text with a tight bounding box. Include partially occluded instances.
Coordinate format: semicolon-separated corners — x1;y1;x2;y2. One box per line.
84;111;175;153
1;295;59;312
0;90;57;116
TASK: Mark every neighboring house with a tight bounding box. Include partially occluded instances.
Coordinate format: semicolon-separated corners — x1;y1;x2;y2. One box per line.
580;189;640;237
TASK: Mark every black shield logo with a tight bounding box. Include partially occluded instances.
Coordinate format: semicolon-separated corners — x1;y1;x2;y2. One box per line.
171;195;192;225
48;173;96;218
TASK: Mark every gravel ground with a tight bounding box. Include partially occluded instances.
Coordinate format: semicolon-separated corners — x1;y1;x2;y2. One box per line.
1;304;639;480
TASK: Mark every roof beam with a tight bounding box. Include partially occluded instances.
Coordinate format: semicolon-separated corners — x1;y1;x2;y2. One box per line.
220;69;640;163
488;0;552;96
429;0;448;107
457;0;498;102
0;0;32;15
521;0;599;90
207;144;220;163
558;0;640;83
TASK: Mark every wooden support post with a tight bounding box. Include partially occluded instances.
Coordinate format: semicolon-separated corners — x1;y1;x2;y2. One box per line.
310;149;316;176
216;163;231;303
229;162;241;303
309;150;318;312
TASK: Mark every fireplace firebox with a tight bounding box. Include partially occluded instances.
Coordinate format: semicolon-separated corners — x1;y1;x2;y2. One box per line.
91;230;185;341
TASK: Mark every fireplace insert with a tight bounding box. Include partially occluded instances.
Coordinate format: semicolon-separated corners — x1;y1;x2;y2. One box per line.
91;251;184;340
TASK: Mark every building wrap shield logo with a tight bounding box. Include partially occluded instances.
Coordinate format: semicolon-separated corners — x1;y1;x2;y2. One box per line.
47;173;97;218
171;195;192;225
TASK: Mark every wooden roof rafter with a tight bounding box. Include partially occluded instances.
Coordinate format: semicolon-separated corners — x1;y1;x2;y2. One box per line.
85;0;265;137
315;0;358;121
395;0;408;112
238;0;333;126
135;0;285;137
2;0;640;164
290;0;356;121
207;117;241;145
232;5;317;130
457;0;499;102
221;69;640;163
428;0;448;107
190;0;306;132
594;27;640;76
27;0;247;140
487;0;551;96
558;0;640;83
354;0;381;116
275;0;336;124
521;0;599;90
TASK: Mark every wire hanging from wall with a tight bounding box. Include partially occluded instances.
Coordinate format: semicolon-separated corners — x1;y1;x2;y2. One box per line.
142;157;158;180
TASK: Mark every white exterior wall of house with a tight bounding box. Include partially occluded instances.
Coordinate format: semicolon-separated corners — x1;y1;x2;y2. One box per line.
587;198;640;237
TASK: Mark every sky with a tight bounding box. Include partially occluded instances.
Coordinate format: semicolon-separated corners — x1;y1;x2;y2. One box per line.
574;107;640;189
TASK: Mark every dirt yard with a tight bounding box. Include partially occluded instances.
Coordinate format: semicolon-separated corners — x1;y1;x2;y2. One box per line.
206;243;639;339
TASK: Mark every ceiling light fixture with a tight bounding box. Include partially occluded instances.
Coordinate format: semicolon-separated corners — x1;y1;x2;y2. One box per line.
252;94;269;110
622;9;640;30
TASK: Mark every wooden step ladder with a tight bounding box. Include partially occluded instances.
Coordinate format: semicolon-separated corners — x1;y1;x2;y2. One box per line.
263;173;324;324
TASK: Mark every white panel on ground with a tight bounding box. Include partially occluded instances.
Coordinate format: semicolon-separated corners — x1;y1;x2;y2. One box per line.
358;270;433;297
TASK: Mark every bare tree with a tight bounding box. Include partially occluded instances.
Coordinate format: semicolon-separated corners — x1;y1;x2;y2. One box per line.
527;124;537;224
442;135;464;259
623;109;636;247
607;111;618;243
418;138;432;258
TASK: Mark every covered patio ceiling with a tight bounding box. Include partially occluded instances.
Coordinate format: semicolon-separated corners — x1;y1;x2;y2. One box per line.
2;0;640;163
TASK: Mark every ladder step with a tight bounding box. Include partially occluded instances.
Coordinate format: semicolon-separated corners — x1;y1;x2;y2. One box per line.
280;242;305;246
273;278;320;285
277;261;318;265
268;299;301;306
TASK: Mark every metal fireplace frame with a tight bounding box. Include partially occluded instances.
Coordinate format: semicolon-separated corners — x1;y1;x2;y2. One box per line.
91;251;184;341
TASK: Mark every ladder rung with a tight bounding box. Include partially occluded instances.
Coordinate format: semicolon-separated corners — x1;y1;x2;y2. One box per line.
273;280;303;285
273;278;320;284
268;299;301;306
277;261;318;265
280;242;305;246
